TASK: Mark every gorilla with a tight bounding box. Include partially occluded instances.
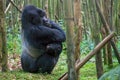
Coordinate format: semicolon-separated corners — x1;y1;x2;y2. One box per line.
21;5;66;73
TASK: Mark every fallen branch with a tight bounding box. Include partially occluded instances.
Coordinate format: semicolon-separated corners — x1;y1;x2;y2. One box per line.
59;32;115;80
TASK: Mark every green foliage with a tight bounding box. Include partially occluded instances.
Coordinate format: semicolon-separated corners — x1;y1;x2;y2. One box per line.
7;29;21;54
116;41;120;52
80;39;94;54
80;62;97;80
6;10;21;54
58;19;64;28
99;65;120;80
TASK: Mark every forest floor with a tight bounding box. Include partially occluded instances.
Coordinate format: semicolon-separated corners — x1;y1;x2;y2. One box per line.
0;53;98;80
2;51;120;80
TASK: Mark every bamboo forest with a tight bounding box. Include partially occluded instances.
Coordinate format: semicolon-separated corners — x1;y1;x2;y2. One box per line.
0;0;120;80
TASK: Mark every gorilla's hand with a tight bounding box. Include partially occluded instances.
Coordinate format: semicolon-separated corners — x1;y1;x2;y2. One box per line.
46;43;62;56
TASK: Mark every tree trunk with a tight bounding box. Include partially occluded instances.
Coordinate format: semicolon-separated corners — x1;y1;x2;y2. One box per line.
103;0;113;68
101;27;108;64
64;0;77;80
91;0;103;78
44;0;49;18
74;0;82;80
0;0;8;72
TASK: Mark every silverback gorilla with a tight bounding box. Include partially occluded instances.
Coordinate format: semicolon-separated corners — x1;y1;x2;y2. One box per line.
21;5;66;73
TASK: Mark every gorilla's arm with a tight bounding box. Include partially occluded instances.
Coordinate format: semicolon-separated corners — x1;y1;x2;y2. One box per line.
42;19;66;41
25;23;66;43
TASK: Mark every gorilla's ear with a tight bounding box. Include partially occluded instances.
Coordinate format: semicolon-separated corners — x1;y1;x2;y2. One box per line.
37;9;46;17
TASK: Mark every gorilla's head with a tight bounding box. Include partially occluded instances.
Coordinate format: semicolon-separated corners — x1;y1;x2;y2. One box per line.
22;5;47;25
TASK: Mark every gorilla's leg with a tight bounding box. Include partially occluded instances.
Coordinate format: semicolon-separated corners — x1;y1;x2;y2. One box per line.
21;50;38;73
37;53;60;74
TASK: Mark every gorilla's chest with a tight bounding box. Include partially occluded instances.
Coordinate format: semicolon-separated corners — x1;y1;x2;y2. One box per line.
22;36;46;58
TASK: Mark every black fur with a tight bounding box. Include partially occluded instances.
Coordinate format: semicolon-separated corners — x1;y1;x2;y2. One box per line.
21;5;66;73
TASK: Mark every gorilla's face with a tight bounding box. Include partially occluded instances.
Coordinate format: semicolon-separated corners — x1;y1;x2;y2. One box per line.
22;5;47;25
